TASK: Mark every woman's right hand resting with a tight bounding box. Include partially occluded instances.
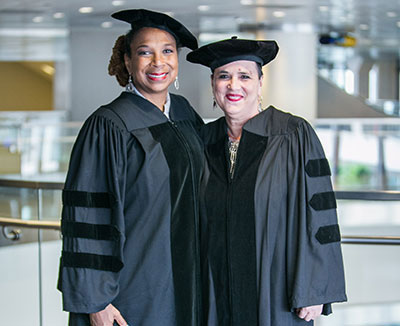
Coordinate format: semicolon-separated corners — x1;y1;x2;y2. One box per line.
90;304;128;326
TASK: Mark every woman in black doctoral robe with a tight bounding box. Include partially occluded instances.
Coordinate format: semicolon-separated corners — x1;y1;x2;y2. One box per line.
57;9;204;326
187;37;347;325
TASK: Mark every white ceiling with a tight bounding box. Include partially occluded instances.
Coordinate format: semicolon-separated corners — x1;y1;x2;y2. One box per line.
0;0;399;54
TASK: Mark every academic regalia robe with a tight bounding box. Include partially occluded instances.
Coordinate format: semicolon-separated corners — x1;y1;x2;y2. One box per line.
200;106;347;326
58;92;204;326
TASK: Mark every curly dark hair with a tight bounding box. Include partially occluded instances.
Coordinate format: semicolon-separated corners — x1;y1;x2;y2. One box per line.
108;34;130;87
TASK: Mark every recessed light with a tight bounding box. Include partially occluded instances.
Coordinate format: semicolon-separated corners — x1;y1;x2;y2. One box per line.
319;6;329;12
53;12;65;19
112;0;125;6
101;21;113;28
198;5;210;12
240;0;253;5
273;11;286;18
387;11;397;18
79;7;94;14
32;16;44;23
359;24;369;30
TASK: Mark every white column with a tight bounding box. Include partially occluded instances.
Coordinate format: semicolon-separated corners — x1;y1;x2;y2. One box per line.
358;57;373;99
258;29;317;122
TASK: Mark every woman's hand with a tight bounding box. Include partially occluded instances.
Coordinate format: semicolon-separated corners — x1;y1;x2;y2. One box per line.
89;304;128;326
296;304;323;322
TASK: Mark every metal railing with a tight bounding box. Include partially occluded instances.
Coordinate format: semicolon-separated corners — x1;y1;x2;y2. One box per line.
336;190;400;201
1;178;399;326
341;235;400;245
0;177;63;326
1;179;400;246
0;217;60;230
2;219;400;245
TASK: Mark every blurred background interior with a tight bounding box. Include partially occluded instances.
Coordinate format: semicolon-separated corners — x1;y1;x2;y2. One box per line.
0;0;399;325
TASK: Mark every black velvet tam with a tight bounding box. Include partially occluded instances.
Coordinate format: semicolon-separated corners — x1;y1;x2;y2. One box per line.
186;36;279;71
111;8;198;50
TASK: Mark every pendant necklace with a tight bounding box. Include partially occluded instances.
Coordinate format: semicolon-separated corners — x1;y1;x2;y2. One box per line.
228;132;240;178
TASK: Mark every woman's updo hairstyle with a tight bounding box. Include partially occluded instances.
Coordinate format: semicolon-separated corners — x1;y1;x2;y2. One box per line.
108;29;135;87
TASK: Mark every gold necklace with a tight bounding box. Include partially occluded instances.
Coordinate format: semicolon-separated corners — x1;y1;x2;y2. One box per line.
228;139;240;178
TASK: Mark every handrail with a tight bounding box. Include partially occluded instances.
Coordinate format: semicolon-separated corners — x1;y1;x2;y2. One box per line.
0;217;60;231
1;179;400;241
341;235;400;245
336;190;400;201
1;178;399;201
1;217;400;245
0;178;64;190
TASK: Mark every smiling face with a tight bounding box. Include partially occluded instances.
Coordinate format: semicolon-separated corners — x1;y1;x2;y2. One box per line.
212;60;263;120
124;27;178;100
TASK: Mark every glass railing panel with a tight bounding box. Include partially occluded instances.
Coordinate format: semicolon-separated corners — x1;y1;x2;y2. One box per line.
0;186;38;219
317;193;400;326
0;185;41;324
316;245;400;326
315;119;400;191
39;188;67;325
18;122;80;176
0;231;41;325
337;199;400;237
40;188;62;221
0;181;65;326
0;121;81;178
41;229;68;326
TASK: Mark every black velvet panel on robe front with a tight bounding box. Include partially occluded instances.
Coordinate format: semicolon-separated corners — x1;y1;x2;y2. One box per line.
205;130;268;325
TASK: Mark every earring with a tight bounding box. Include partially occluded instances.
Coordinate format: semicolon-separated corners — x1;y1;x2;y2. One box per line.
126;75;134;92
258;95;264;112
174;76;179;90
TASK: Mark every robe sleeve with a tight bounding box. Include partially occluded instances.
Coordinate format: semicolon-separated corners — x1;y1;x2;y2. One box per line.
57;112;128;314
287;119;347;315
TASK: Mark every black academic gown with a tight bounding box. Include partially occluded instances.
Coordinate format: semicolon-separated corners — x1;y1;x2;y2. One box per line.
58;92;204;326
200;106;347;326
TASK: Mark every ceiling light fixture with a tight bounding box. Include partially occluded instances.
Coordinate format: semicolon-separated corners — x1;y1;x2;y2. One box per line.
319;6;329;12
359;24;369;30
0;28;68;37
273;11;286;18
240;0;253;5
198;5;210;12
79;7;94;14
386;11;397;18
53;12;65;19
32;16;44;23
101;22;113;28
112;0;125;6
